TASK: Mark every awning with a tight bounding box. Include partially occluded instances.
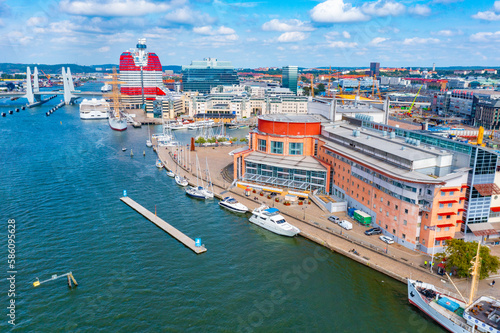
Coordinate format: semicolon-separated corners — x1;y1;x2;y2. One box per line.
437;212;457;216
474;183;500;196
491;207;500;213
468;222;498;236
461;185;469;189
437;223;455;228
439;200;458;204
435;236;453;241
458;208;466;212
441;188;460;192
459;197;467;200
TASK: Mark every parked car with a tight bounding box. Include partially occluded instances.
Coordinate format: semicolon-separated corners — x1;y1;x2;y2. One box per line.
379;235;395;244
339;220;353;230
328;215;340;223
365;227;382;236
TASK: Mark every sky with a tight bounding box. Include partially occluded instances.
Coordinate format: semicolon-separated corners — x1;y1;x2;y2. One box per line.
0;0;499;68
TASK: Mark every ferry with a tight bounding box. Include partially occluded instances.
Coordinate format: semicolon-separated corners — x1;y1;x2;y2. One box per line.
248;205;300;237
219;197;248;213
79;98;110;119
408;242;497;333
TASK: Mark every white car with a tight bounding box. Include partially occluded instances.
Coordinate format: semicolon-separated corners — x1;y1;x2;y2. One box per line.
379;235;394;244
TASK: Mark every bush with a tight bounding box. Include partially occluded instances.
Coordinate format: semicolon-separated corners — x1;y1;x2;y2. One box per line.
195;137;207;144
218;137;227;142
207;137;216;143
240;138;248;143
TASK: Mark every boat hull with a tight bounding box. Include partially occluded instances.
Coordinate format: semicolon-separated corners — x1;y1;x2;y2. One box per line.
248;215;300;237
109;117;127;131
407;279;470;333
186;188;209;199
80;111;108;119
219;201;248;213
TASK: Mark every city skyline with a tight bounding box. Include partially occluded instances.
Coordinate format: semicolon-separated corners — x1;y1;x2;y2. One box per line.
1;0;499;68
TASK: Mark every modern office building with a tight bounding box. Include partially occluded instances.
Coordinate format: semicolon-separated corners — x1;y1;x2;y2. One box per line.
119;38;166;106
231;112;500;253
282;66;298;95
181;58;239;94
474;98;500;130
370;62;380;76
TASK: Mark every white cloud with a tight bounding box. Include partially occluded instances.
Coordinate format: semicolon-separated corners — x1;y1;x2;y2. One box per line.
342;31;351;38
27;16;48;27
193;25;235;35
59;0;176;16
277;31;308;42
495;1;500;12
369;37;388;46
328;41;358;48
310;0;369;23
472;11;500;21
98;46;110;52
433;30;453;36
361;1;405;17
402;37;439;45
408;4;431;16
324;31;340;40
246;37;258;42
164;7;215;25
433;0;462;3
470;31;500;42
261;19;314;32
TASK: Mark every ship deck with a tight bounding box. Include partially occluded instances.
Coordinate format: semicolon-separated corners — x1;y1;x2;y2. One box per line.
466;298;500;329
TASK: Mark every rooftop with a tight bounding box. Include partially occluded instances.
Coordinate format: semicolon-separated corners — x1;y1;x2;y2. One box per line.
245;151;327;172
258;114;327;123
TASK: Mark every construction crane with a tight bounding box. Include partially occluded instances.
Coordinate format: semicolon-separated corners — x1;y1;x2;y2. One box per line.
310;74;314;97
40;69;52;85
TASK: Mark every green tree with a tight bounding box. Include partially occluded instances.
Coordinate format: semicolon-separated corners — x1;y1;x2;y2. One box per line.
207;137;216;143
317;83;325;92
195;137;206;144
240;137;248;143
435;239;500;279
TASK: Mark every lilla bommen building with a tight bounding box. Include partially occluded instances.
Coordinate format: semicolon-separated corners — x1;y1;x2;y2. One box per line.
232;103;500;255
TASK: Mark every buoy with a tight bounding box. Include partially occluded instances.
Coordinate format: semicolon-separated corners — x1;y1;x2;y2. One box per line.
21;106;25;110
130;149;134;157
143;150;146;156
8;110;13;114
1;113;6;117
46;112;50;116
195;238;202;247
15;108;19;112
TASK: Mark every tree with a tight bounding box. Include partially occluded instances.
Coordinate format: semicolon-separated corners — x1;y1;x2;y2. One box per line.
240;137;248;143
317;83;325;93
435;239;500;279
195;137;206;144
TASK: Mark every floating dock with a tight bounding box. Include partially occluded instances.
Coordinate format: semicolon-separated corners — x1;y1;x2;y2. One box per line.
120;196;207;254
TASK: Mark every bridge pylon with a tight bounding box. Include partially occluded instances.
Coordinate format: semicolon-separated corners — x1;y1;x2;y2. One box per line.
62;67;78;105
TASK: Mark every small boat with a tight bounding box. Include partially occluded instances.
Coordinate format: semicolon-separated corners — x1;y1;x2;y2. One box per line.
175;175;188;187
186;186;213;199
146;139;152;148
219;197;248;213
156;159;163;168
166;170;175;177
122;148;127;151
248;205;300;237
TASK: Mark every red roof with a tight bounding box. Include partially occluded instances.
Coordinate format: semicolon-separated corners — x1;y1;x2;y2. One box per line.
437;212;457;216
491;207;500;212
439;200;458;204
441;188;460;192
435;236;453;241
437;224;455;228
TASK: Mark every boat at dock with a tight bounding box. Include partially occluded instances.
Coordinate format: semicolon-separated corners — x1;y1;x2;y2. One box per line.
175;175;188;187
166;170;175;177
408;242;494;333
79;98;109;119
106;68;127;131
248;205;300;237
185;155;213;199
219;197;248;213
156;159;163;168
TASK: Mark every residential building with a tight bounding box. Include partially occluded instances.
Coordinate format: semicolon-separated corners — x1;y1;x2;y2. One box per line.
370;62;380;76
474;98;500;129
181;58;239;94
282;66;298;95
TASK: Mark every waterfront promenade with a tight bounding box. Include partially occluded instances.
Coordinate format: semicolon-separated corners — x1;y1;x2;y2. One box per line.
156;143;500;299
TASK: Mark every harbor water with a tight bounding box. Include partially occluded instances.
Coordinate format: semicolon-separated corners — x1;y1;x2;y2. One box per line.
0;84;444;332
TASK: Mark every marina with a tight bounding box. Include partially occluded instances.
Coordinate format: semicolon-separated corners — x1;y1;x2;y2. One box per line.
0;95;445;332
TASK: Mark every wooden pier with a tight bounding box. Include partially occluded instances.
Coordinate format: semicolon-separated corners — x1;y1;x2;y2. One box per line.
120;196;207;254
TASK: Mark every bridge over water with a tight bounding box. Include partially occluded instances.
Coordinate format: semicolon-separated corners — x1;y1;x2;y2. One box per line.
0;67;102;107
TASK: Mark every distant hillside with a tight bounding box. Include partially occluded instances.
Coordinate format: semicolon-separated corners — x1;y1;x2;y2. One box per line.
0;63;183;74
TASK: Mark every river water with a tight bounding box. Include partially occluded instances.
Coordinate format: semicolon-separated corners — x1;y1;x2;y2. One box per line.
0;83;443;332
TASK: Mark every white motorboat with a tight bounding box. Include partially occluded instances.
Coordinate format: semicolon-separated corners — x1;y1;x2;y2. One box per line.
146;139;152;148
79;98;109;119
156;159;163;168
175;175;188;187
170;121;189;130
101;83;112;92
219;197;248;213
248;205;300;237
166;170;175;177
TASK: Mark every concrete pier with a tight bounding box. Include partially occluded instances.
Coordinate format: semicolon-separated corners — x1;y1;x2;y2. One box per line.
120;196;207;254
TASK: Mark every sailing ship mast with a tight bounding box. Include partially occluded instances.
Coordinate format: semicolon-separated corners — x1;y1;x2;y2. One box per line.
468;240;482;306
104;67;125;118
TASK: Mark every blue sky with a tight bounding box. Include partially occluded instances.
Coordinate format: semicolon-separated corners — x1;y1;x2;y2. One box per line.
0;0;499;68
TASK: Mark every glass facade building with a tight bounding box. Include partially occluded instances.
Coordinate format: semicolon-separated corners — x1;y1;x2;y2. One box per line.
182;58;239;94
282;66;298;95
